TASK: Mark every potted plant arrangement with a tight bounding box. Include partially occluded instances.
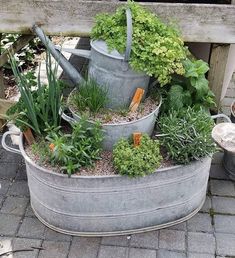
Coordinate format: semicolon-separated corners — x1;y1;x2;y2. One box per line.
2;1;218;236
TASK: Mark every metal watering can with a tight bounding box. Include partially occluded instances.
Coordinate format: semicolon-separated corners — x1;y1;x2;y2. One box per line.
33;9;150;109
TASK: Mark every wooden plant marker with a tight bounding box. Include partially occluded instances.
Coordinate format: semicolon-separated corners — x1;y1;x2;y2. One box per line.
23;127;35;145
129;88;145;112
133;132;142;147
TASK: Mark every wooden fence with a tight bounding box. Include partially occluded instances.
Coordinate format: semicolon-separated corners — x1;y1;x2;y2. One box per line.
0;0;235;108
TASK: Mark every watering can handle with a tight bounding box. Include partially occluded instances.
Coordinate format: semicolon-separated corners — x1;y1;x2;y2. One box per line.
124;8;133;62
55;8;133;62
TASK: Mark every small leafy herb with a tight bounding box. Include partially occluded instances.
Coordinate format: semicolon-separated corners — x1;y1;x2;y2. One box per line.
45;118;104;176
91;1;187;86
158;107;216;164
71;78;108;115
113;134;162;177
163;59;215;112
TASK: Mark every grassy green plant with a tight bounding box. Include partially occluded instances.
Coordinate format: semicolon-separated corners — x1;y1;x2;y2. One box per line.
158;107;216;164
32;118;103;176
162;59;215;112
113;134;162;177
71;78;108;115
7;52;64;135
91;1;187;86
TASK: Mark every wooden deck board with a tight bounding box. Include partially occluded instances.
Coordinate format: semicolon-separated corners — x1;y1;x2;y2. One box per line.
0;1;235;43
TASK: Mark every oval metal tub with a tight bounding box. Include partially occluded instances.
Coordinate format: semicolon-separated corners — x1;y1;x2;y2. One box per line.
6;133;212;237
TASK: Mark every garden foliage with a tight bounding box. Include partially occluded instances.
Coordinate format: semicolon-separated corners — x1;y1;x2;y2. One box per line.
163;59;215;111
113;134;162;177
91;1;187;86
70;78;108;115
7;52;64;135
32;118;104;176
158;107;216;164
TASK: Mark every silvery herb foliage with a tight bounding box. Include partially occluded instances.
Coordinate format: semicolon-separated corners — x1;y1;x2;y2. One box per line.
158;107;216;164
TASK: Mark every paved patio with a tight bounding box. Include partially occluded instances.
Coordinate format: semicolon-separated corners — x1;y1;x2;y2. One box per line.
0;136;235;258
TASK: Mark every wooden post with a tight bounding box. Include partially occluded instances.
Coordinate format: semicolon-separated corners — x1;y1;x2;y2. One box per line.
208;0;235;110
208;43;230;109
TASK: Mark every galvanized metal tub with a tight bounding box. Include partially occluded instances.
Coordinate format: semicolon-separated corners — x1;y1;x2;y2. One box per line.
2;132;212;236
63;91;162;151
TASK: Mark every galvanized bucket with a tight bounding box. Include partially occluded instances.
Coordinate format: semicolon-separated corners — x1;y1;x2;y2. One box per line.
211;115;234;181
2;131;212;236
55;9;150;109
62;92;162;151
223;150;235;180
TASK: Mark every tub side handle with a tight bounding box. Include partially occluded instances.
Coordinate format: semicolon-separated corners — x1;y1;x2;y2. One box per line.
211;114;231;123
61;111;76;124
1;131;21;155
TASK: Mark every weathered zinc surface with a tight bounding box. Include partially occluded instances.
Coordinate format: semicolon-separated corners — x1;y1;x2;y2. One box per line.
0;1;235;43
0;137;235;257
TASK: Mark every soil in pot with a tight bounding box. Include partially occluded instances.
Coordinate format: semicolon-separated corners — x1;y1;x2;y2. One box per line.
25;139;173;177
68;89;159;124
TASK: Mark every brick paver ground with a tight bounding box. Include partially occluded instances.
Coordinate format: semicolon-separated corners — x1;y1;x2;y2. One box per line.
0;138;235;258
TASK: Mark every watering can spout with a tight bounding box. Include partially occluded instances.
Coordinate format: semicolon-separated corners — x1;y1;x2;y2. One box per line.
32;24;84;85
55;46;91;59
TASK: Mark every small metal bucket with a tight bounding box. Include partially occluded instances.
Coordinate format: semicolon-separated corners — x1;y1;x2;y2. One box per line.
223;150;235;180
62;92;162;151
211;114;235;181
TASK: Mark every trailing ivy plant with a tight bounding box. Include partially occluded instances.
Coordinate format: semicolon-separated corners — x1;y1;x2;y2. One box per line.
91;1;187;86
113;134;162;177
158;107;216;164
162;59;216;112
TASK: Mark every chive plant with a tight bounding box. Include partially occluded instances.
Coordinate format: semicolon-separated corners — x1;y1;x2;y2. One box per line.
72;78;108;114
9;52;63;135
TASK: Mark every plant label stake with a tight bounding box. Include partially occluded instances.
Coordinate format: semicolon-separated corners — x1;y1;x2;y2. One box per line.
23;128;35;145
130;88;145;112
133;132;142;147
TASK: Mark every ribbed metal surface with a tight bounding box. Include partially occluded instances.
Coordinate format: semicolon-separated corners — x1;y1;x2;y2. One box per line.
18;134;212;236
88;40;150;109
67;92;161;150
223;150;235;181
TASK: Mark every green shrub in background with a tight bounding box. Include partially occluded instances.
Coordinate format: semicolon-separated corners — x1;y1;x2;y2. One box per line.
162;59;215;112
0;33;43;69
113;134;162;177
91;1;187;86
158;107;216;164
